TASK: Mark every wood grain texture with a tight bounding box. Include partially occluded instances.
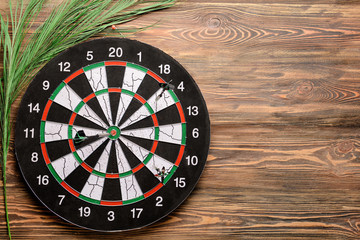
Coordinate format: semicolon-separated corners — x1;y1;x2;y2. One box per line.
2;0;360;239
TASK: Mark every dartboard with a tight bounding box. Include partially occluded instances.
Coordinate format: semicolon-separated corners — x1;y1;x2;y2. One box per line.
14;38;210;231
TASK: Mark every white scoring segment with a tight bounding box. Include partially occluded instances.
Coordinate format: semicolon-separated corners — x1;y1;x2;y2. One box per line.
119;175;143;201
93;141;112;173
122;66;146;93
120;136;150;162
147;154;173;182
114;66;147;125
51;152;80;180
119;88;176;130
120;136;174;182
80;174;105;201
84;66;113;125
77;104;108;129
44;121;68;142
53;84;82;111
114;140;132;174
158;124;183;145
76;137;108;161
121;127;156;141
121;124;183;145
114;94;133;126
147;88;176;113
119;105;150;130
52;82;108;129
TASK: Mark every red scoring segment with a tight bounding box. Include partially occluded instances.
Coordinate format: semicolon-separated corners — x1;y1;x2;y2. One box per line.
147;70;165;83
105;61;126;67
41;100;53;121
64;69;84;84
41;143;50;164
61;182;80;197
101;200;123;206
144;183;163;198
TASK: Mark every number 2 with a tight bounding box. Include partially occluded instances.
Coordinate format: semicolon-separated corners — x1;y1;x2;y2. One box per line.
156;196;163;207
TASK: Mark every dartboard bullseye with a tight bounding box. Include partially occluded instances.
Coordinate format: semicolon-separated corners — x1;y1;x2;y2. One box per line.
14;38;210;231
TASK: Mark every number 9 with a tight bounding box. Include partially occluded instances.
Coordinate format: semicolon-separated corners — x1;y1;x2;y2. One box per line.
43;80;50;90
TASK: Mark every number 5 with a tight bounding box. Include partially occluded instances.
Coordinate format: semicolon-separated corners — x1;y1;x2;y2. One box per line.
86;51;94;61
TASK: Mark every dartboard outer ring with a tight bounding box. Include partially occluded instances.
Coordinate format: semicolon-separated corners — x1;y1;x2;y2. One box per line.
14;38;210;231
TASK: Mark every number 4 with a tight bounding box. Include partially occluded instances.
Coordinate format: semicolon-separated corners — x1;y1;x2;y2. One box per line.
177;81;184;92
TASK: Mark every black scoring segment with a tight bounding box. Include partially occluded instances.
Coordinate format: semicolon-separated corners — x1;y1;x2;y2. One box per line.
85;97;111;127
121;115;154;131
64;164;91;193
154;141;181;164
121;135;154;152
106;142;119;174
109;92;121;125
101;178;122;201
135;74;160;100
73;113;106;131
154;104;181;126
84;139;110;168
46;140;72;162
46;101;73;124
106;65;125;88
118;140;143;169
67;74;94;99
117;98;143;127
134;166;160;194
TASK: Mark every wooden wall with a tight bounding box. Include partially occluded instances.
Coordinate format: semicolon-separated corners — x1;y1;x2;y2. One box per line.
2;0;360;239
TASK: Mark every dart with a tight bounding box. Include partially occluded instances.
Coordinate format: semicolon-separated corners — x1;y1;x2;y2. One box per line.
73;130;110;145
156;80;175;100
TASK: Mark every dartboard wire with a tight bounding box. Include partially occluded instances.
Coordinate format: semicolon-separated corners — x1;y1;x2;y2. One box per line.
83;62;114;126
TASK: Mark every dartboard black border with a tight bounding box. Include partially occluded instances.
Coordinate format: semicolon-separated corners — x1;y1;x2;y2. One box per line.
14;37;210;231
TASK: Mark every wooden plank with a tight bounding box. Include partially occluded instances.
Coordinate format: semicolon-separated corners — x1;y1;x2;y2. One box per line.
2;0;360;239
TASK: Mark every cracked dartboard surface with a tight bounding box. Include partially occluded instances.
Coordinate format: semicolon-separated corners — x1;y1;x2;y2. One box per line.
15;38;210;231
